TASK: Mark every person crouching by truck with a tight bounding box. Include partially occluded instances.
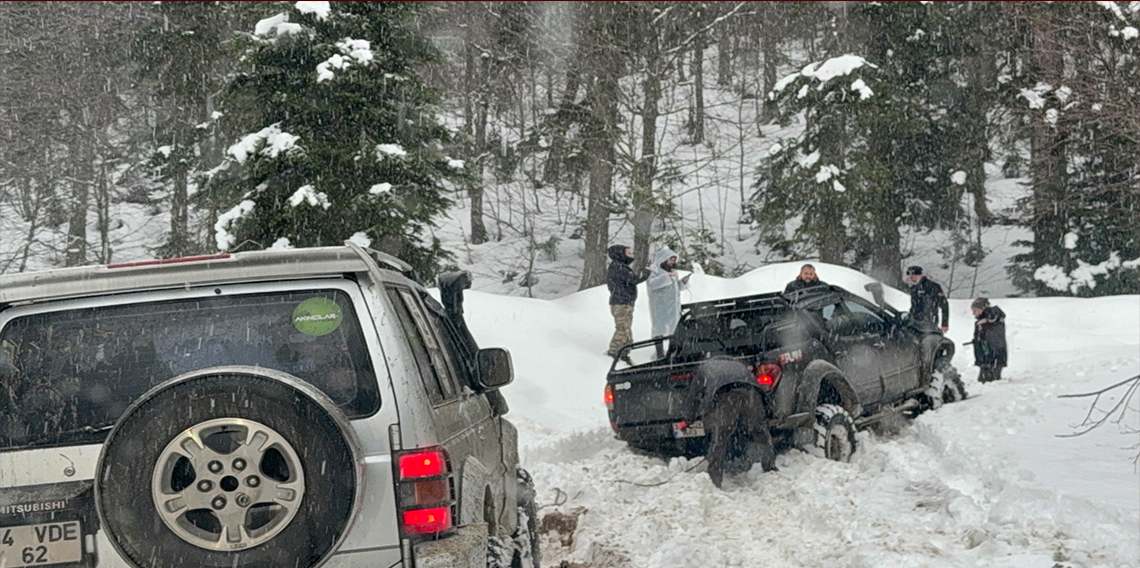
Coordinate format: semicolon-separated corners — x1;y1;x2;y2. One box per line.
685;356;777;488
971;297;1007;383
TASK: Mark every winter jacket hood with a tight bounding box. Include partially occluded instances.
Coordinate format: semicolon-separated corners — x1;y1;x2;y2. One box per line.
650;248;678;271
608;245;631;264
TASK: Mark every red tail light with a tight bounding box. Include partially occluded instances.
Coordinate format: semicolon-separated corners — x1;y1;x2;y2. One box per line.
393;447;454;538
755;363;782;389
669;373;693;381
399;451;446;479
604;384;614;410
402;507;452;535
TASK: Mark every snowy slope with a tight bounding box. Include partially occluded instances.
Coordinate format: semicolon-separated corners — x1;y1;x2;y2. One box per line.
462;262;1140;567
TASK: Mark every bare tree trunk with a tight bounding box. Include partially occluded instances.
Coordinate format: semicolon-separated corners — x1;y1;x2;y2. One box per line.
468;46;491;244
96;158;113;263
760;23;779;123
691;37;705;144
580;69;618;290
717;25;732;87
632;45;661;270
65;134;92;267
1029;15;1068;287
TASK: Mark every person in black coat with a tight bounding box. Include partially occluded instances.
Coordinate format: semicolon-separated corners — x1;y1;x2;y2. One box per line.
685;356;776;488
905;266;949;333
606;245;650;363
784;264;828;295
971;297;1007;383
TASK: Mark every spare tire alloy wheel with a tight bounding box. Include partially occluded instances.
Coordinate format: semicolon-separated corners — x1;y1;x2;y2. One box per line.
151;418;305;550
96;367;362;568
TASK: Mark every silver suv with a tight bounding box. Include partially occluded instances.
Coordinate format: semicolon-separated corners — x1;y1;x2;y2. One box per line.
0;244;539;568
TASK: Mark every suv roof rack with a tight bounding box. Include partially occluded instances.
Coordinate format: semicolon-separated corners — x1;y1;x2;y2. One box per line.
0;243;420;306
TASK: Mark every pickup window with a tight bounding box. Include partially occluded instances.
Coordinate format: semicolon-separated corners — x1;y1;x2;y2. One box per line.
0;289;380;451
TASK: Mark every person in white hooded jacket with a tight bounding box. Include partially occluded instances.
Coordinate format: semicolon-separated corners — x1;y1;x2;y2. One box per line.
647;247;690;357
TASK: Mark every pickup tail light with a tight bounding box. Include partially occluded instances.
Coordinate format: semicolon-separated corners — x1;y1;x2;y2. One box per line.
604;384;614;410
393;447;455;538
755;363;782;390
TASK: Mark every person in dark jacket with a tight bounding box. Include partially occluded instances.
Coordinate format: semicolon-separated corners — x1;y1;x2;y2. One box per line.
606;245;650;364
905;266;949;333
784;264;827;295
685;356;776;488
971;297;1007;383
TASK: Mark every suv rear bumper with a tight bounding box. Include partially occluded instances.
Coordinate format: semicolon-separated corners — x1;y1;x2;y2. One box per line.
413;522;487;568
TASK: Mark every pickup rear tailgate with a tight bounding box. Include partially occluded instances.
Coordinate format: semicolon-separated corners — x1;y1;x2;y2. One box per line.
609;364;697;426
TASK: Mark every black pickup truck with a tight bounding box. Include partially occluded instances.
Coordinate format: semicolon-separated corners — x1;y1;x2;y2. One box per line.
604;283;965;461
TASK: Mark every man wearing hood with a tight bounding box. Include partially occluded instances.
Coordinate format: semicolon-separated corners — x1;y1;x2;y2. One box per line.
606;245;650;364
647;248;690;357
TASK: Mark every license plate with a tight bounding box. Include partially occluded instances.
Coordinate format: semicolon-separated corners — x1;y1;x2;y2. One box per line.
0;521;82;567
672;420;705;438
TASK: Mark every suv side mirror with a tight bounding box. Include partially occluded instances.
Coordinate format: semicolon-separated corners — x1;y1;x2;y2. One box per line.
476;347;513;391
863;282;885;308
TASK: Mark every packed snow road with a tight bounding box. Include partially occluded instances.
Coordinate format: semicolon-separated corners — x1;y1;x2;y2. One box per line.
462;263;1140;568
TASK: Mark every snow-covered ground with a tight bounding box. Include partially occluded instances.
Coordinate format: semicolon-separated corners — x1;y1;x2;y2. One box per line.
461;262;1140;567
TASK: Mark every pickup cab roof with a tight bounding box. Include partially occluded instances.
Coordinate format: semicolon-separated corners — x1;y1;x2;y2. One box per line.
0;243;417;307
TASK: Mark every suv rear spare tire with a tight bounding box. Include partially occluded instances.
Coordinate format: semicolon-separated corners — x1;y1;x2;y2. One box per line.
95;366;362;568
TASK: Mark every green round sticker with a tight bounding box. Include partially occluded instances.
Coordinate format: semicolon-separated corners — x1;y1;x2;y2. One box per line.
292;297;344;336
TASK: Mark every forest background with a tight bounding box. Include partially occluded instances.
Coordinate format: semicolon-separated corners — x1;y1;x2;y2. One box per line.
1;1;1136;299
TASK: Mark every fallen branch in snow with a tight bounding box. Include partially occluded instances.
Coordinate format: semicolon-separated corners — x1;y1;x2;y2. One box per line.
1057;374;1140;465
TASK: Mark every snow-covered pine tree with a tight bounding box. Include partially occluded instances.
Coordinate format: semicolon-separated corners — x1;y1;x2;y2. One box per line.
1008;1;1140;297
209;1;463;278
134;2;263;259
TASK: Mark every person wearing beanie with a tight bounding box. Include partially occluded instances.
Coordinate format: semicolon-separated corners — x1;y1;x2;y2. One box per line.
905;266;949;334
606;244;651;365
971;297;1007;383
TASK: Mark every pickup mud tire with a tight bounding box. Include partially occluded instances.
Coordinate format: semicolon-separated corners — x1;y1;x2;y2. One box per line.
95;367;361;568
924;366;968;410
938;365;968;403
812;404;856;462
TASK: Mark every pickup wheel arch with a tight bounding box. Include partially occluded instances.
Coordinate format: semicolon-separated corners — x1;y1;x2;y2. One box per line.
921;335;955;377
795;360;861;418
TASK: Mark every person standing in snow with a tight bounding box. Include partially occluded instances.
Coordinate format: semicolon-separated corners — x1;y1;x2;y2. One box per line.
606;245;650;365
971;297;1007;383
685;356;776;488
784;264;827;295
647;248;690;358
905;266;949;334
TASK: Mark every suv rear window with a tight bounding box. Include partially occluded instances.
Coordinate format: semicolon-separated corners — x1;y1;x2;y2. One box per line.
0;289;379;451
